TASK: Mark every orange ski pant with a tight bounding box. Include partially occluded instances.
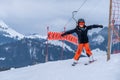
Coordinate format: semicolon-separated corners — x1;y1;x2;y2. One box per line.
74;43;92;60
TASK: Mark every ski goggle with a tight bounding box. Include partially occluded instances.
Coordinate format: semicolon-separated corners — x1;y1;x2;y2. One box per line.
79;22;85;25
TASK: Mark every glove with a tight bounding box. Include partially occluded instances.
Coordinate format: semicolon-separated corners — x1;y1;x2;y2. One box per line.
99;25;103;28
61;33;65;37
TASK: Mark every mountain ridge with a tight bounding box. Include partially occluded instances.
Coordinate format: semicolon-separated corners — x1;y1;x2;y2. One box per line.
0;21;109;69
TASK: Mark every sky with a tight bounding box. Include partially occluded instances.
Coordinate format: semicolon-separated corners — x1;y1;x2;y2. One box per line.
0;0;109;36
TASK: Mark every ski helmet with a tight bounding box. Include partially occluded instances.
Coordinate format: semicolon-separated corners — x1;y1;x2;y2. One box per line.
78;18;85;23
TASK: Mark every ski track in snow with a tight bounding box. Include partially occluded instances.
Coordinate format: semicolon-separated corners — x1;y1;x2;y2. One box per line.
0;52;120;80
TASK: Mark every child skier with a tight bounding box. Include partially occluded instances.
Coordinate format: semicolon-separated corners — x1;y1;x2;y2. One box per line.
61;18;103;66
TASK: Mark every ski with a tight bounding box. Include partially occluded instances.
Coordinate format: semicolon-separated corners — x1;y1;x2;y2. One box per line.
84;60;97;65
72;62;78;66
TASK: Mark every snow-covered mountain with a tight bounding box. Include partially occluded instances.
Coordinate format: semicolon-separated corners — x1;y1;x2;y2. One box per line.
0;21;75;68
26;33;74;52
0;21;112;69
26;33;47;39
0;20;24;40
0;38;75;68
92;35;105;44
0;52;119;80
48;40;74;52
0;21;108;69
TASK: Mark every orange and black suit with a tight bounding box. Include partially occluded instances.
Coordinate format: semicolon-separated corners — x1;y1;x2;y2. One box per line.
61;25;103;60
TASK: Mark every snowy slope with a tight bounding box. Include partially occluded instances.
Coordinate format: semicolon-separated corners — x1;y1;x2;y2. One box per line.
0;51;120;80
0;20;24;39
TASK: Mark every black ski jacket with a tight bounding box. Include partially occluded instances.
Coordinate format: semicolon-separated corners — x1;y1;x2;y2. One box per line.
62;25;103;43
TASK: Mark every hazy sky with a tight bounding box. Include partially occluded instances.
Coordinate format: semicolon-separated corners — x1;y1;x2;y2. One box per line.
0;0;109;35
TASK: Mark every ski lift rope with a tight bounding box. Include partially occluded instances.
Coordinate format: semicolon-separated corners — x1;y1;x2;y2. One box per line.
63;0;105;28
63;0;88;27
64;0;103;27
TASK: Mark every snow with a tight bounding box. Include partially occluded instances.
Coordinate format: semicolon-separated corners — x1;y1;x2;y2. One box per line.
0;20;24;39
88;28;103;36
26;34;47;39
48;40;74;52
0;57;5;61
92;35;105;44
0;51;120;80
0;20;47;40
92;48;106;56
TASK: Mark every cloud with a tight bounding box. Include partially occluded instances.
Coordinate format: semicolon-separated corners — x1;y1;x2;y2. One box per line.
0;0;109;35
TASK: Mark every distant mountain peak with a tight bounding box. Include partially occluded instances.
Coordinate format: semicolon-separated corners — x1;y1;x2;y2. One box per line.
0;20;24;40
0;20;9;29
26;33;47;39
